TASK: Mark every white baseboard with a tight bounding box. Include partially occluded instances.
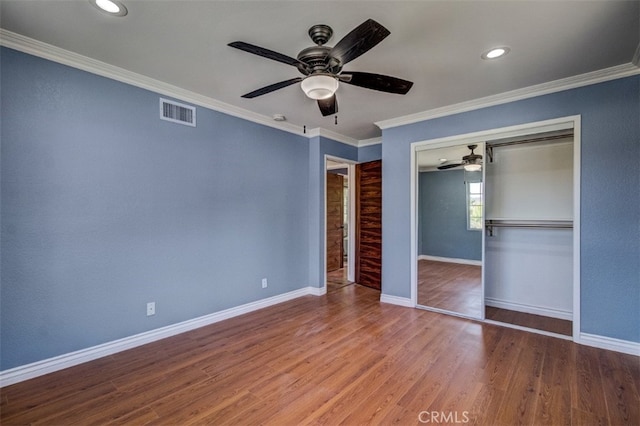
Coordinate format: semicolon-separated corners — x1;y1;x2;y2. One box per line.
0;287;320;387
485;297;572;321
380;293;414;307
578;333;640;356
418;255;482;266
309;286;326;296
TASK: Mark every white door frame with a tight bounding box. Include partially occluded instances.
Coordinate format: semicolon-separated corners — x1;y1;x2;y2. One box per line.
324;155;357;287
410;115;581;339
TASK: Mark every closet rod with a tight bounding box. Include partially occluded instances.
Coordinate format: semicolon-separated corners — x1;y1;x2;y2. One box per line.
485;219;573;236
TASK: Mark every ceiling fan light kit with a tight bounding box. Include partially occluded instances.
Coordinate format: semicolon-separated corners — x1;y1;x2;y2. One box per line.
438;145;483;171
300;74;339;100
228;19;413;117
464;163;482;172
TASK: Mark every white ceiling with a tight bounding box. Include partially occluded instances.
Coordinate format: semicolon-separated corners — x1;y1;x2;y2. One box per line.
1;1;638;141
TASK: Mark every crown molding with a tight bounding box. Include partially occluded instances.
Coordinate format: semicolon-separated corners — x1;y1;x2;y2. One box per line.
358;137;382;147
306;127;360;147
376;62;640;131
0;29;317;137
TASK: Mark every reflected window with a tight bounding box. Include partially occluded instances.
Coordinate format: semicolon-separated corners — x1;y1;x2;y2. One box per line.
467;182;483;230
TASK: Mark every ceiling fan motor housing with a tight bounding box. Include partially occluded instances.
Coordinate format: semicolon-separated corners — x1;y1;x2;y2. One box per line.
308;24;333;45
298;46;342;74
297;45;342;74
463;144;482;164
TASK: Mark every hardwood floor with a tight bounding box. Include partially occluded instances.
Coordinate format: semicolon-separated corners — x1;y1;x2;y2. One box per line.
326;265;352;290
2;284;638;425
486;306;573;336
418;259;482;318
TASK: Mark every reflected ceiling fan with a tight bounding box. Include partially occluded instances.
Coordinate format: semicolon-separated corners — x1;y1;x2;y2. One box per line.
437;145;483;171
228;19;413;117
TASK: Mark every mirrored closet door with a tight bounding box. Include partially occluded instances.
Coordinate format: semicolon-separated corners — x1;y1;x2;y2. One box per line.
415;143;484;319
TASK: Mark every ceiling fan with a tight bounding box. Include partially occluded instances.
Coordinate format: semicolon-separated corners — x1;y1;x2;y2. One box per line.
437;145;483;171
228;19;414;117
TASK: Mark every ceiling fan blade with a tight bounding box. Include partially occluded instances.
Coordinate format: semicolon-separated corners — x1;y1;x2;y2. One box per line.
340;72;413;95
241;78;303;99
317;94;338;116
437;162;463;170
329;19;390;66
228;41;309;72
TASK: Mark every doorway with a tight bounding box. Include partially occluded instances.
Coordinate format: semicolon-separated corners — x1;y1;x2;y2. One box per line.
326;158;355;290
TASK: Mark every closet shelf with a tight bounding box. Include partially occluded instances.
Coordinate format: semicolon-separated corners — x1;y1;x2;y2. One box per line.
485;219;573;236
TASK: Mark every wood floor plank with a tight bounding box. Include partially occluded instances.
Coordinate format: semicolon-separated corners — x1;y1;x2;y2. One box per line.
395;320;472;413
184;390;261;425
1;354;120;415
80;366;210;425
3;381;118;425
1;284;638;426
486;306;573;336
489;332;546;425
305;323;442;425
534;336;573;425
573;344;609;424
598;348;640;425
467;385;505;426
423;346;484;420
104;406;160;426
480;325;525;391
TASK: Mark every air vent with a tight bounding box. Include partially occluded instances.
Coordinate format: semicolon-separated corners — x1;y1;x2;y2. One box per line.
160;98;196;127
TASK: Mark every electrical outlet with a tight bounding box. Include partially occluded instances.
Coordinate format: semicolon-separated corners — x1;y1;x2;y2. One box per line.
261;278;268;288
146;302;156;316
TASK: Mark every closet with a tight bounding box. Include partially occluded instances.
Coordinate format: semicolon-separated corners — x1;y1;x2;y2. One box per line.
484;130;574;335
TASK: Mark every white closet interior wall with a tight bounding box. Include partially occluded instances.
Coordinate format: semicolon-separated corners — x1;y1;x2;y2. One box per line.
484;137;574;320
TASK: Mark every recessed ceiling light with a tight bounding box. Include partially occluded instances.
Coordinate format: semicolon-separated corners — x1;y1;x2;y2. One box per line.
482;47;510;60
90;0;128;17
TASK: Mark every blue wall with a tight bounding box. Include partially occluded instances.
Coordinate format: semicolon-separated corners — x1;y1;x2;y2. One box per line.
419;170;482;261
358;143;382;163
382;75;640;343
0;48;316;370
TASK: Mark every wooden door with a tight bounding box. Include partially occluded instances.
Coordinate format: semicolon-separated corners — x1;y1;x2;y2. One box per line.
326;172;344;272
355;160;382;290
